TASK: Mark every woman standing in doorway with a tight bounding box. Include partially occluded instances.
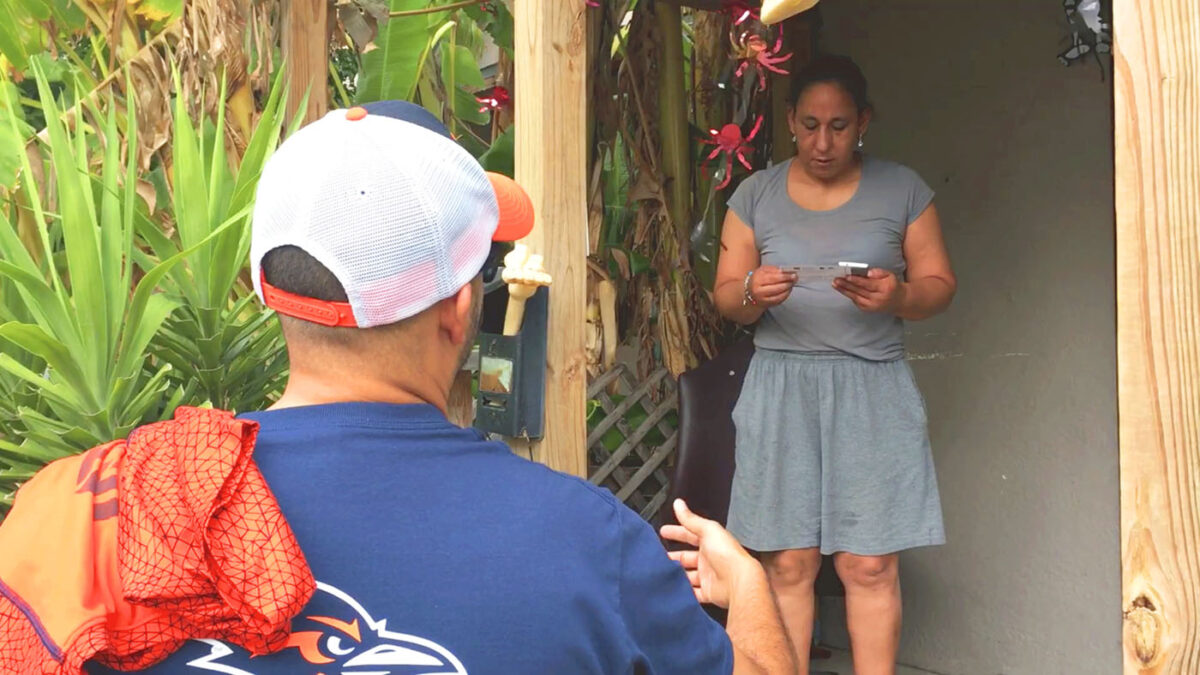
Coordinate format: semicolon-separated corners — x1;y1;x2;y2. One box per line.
713;54;955;674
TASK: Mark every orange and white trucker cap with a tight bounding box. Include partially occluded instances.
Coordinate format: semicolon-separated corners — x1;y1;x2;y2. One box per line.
250;100;534;328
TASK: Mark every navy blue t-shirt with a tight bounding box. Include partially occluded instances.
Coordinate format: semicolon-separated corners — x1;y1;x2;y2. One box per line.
88;402;732;674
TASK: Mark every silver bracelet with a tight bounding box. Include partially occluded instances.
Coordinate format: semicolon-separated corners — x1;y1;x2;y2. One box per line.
742;269;757;307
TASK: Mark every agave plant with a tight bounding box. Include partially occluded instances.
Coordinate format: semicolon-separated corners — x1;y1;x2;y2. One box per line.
142;70;300;413
0;66;292;513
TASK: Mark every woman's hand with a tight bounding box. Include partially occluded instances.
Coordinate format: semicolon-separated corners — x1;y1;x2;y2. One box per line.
833;268;907;313
750;266;799;307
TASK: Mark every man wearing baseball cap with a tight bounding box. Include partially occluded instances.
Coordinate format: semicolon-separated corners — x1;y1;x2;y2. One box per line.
79;101;791;674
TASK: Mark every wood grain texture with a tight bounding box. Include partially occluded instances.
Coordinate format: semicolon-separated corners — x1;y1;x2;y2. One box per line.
281;0;329;125
512;0;588;477
1115;1;1200;672
446;370;474;428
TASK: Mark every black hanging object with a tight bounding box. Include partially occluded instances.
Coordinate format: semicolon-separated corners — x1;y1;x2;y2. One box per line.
1058;0;1111;79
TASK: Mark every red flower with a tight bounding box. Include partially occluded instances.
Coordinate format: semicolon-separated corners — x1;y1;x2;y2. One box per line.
701;116;764;190
475;86;511;113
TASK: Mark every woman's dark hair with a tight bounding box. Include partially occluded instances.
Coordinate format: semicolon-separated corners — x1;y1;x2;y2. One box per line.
787;54;872;114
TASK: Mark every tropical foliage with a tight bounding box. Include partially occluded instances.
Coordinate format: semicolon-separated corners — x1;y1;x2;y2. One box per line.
586;1;783;378
0;67;295;512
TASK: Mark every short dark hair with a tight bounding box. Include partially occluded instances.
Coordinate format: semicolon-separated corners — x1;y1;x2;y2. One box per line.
262;245;407;343
261;245;348;302
787;54;872;114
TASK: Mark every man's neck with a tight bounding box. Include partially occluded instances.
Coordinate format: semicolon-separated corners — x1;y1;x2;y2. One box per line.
269;371;450;414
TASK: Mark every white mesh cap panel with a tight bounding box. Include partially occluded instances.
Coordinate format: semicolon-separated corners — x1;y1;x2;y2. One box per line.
251;109;498;327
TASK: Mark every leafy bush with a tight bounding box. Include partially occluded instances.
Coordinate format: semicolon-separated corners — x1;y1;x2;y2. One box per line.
0;67;291;514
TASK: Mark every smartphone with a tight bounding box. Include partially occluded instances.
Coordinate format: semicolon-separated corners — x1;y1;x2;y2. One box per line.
838;261;870;277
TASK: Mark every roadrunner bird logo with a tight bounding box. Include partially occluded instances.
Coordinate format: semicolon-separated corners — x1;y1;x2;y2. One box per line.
187;581;468;675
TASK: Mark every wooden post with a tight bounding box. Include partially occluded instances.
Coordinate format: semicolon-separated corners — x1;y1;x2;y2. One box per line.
446;372;474;427
281;0;330;126
512;0;588;477
1115;1;1200;672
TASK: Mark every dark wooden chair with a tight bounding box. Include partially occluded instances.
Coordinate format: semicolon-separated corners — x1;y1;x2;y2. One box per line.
658;337;754;529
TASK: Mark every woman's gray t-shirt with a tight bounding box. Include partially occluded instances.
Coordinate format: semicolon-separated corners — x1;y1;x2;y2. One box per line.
727;155;934;361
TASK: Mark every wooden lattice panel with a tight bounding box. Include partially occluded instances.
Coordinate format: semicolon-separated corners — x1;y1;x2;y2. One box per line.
586;364;678;524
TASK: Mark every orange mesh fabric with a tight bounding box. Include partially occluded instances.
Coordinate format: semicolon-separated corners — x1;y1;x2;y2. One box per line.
0;407;315;674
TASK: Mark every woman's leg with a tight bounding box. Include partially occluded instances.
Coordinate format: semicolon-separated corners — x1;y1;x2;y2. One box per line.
761;547;822;674
833;552;901;675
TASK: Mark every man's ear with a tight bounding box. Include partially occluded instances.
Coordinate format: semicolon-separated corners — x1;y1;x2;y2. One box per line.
439;283;475;346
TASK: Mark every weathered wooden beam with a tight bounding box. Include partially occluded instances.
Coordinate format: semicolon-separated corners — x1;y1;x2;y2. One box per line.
281;0;330;125
1114;1;1200;672
446;372;474;427
512;0;589;477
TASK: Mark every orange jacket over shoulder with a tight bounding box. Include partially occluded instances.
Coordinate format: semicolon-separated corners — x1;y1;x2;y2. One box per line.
0;407;314;674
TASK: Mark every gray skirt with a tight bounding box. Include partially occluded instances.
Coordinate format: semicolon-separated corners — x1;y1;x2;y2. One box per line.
727;350;945;555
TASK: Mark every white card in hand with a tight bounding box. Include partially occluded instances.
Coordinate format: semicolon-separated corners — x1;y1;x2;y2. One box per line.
784;264;846;284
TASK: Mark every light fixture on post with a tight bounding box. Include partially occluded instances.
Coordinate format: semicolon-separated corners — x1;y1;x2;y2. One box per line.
760;0;819;25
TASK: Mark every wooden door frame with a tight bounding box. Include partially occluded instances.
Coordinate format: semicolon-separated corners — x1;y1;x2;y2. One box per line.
1115;1;1200;672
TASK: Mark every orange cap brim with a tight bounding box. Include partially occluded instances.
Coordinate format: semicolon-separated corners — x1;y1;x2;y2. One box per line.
488;172;535;242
